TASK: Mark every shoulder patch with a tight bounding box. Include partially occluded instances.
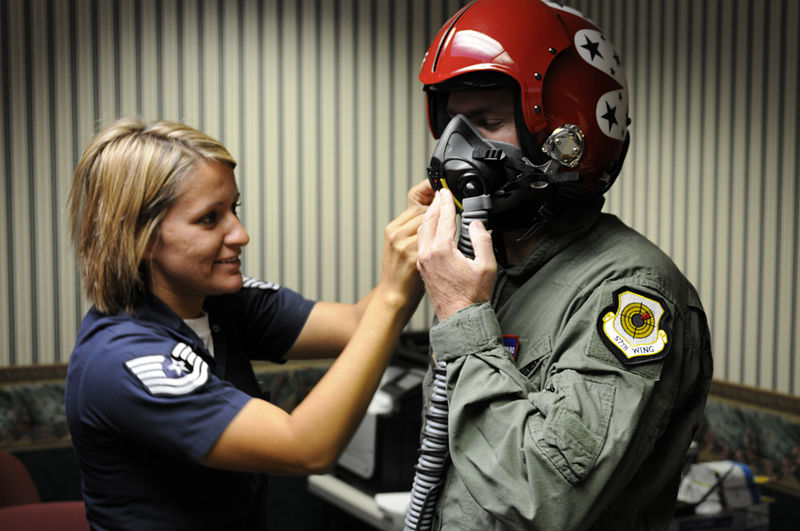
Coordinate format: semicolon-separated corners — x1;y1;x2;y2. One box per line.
242;275;279;291
502;334;520;360
125;342;209;396
598;288;670;365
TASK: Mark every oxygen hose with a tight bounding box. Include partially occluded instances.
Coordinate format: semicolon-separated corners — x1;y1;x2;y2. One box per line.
403;194;491;531
455;195;492;257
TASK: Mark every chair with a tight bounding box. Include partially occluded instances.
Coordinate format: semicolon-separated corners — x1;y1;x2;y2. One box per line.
0;447;41;507
0;448;89;531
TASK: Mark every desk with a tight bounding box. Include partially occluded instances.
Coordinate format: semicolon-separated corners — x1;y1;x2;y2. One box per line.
308;474;408;531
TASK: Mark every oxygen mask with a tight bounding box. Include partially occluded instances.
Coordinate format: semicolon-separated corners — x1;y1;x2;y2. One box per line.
425;115;583;231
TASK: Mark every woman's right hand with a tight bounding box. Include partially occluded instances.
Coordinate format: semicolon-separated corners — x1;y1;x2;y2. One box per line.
203;205;427;476
284;202;426;361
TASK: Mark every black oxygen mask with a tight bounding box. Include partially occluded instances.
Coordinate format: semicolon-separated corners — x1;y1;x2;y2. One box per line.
426;114;583;236
426;114;532;214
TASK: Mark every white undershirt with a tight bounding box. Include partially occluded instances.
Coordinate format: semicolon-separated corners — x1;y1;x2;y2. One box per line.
183;313;215;357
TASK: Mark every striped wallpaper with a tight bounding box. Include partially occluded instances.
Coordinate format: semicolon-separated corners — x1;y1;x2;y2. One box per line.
0;0;798;396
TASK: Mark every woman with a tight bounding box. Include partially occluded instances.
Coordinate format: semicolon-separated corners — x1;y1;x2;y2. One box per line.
65;118;428;530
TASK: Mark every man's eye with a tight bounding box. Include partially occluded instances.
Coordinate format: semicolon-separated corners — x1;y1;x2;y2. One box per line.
232;201;242;217
478;119;503;130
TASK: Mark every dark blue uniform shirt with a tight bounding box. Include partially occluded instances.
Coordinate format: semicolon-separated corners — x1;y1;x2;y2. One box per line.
65;277;315;530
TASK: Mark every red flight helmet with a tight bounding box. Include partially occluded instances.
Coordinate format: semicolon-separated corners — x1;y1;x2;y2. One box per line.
419;0;630;196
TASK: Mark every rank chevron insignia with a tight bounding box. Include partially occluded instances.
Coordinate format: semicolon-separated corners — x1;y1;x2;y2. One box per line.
125;342;209;396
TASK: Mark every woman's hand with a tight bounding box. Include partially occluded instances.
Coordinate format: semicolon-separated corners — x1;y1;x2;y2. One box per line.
204;199;429;475
407;178;435;209
286;186;430;360
416;188;497;321
376;204;426;319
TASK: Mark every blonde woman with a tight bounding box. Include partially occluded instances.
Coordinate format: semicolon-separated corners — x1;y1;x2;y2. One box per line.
65;118;428;530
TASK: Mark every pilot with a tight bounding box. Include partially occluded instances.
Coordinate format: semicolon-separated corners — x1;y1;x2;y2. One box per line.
406;1;714;529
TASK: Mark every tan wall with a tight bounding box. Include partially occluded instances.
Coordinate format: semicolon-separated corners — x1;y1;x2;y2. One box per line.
1;0;798;395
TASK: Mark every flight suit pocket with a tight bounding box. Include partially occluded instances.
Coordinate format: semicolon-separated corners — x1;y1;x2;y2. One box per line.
515;335;551;390
531;370;615;484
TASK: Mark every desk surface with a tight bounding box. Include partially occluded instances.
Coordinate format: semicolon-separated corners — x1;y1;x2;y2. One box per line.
308;474;408;531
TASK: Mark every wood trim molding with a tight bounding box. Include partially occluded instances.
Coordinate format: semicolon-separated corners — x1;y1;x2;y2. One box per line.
0;364;69;385
710;379;800;419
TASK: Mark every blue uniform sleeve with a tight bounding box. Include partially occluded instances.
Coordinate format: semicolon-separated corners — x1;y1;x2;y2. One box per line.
72;328;251;463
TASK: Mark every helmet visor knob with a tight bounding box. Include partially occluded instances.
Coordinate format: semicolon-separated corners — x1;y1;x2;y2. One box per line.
541;124;584;168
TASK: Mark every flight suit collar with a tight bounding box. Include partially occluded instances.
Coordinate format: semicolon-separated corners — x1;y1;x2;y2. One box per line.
503;197;605;281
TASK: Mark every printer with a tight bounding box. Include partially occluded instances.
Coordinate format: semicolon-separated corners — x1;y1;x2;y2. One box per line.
335;332;429;493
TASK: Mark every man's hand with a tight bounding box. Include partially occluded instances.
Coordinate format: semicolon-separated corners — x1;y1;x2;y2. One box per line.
416;189;497;321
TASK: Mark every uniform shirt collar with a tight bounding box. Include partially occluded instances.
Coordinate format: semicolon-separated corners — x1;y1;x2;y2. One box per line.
131;292;217;367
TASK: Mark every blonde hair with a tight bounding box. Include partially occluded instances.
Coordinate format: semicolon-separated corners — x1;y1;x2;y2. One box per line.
68;118;236;314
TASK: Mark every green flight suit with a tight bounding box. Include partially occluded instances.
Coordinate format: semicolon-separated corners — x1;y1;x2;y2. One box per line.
423;207;713;530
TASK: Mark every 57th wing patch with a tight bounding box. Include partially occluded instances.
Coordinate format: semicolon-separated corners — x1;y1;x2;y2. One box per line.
598;288;670;365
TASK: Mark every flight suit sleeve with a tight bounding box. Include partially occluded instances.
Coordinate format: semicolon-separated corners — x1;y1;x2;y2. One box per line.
430;278;684;529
